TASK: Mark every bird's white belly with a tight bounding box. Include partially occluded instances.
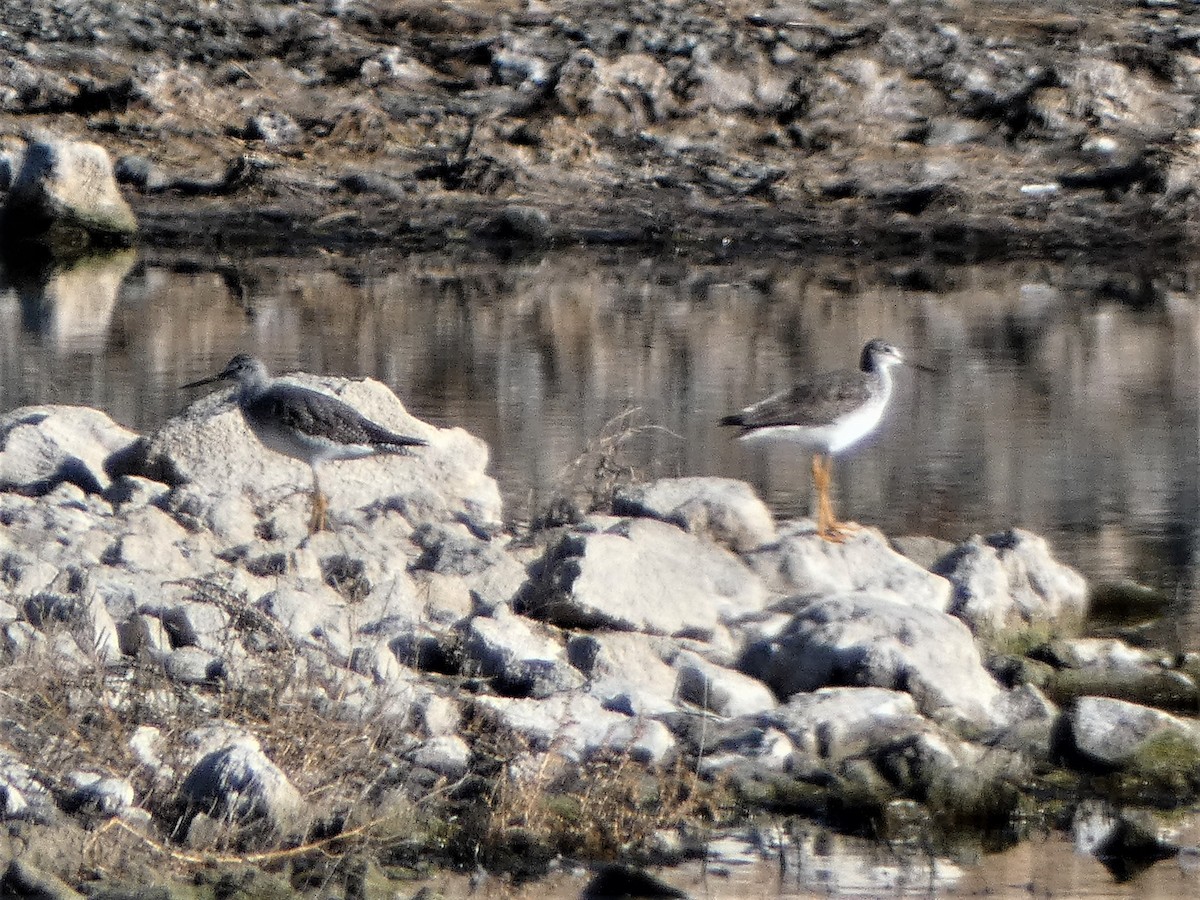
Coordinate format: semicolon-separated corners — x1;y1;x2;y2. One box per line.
738;395;888;454
247;416;374;466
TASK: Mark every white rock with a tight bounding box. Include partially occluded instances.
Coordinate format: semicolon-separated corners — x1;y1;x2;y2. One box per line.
1070;696;1200;768
746;524;952;612
673;651;777;717
761;591;1003;728
613;477;777;552
936;528;1088;633
474;693;675;764
521;517;767;637
0;405;137;496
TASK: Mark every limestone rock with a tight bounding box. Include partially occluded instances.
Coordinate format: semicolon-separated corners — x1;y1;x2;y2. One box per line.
746;524;951;612
935;528;1088;633
180;734;303;832
473;693;675;765
518;517;767;637
758;591;1003;728
613;477;777;552
2;137;137;252
462;608;584;698
1069;696;1200;768
673;651;777;717
0;405;138;496
766;687;929;766
126;373;503;532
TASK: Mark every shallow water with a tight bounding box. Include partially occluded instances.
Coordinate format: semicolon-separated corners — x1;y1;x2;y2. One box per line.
3;248;1198;604
4;246;1200;895
388;818;1200;899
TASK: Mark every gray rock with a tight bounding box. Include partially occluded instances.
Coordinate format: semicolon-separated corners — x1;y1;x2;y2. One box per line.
568;631;682;716
674;651;777;717
180;735;303;832
935;528;1089;633
410;735;470;779
0;750;57;823
462;608;584;698
64;771;134;817
482;205;552;244
746;524;951;612
0;405;138;496
1049;638;1160;676
473;693;675;765
411;522;528;611
766;687;929;766
1069;696;1200;768
245;111;303;146
2;137;137;249
129;373;502;531
164;646;226;684
556;50;676;130
519;517;767;637
411;693;461;737
258;583;352;663
760;591;1002;728
150;600;231;653
613;477;777;553
22;585;120;663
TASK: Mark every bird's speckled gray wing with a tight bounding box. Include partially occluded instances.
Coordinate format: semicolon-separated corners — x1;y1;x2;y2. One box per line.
247;385;427;449
721;370;875;430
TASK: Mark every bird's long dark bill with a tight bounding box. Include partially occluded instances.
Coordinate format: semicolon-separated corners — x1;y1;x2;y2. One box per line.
180;374;226;390
909;362;940;374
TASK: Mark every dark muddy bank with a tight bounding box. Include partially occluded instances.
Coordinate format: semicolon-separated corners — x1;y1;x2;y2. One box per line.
0;0;1197;259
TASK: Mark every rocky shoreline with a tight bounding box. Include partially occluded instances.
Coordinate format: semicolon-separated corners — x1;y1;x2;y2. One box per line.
1;0;1199;260
0;369;1196;896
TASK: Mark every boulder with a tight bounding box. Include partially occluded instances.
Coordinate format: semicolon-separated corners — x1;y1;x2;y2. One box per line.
0;750;57;823
0;406;138;496
757;591;1003;728
766;687;929;766
1068;696;1200;768
410;735;470;779
63;772;135;818
935;528;1088;633
2;137;137;253
745;524;952;612
613;477;777;553
517;517;767;637
568;631;682;717
473;693;675;765
461;608;584;698
125;373;503;532
411;522;528;611
673;651;777;717
180;735;303;832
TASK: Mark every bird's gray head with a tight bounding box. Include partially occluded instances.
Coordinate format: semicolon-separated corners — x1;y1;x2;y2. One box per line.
860;339;904;373
181;354;271;392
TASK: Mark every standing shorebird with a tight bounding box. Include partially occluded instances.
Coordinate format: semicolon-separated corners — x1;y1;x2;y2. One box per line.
182;354;427;533
720;339;907;541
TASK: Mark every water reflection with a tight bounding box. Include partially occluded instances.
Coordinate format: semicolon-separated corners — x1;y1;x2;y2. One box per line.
1;248;1198;626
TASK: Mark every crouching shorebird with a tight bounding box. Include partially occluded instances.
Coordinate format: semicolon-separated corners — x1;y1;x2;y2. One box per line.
182;354;427;533
720;339;911;542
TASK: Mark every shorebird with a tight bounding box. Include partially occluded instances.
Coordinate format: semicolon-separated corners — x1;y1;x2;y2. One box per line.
182;354;427;532
720;338;908;542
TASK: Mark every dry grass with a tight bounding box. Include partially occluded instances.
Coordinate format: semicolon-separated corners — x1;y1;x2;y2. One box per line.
464;715;732;870
0;579;730;889
521;407;681;532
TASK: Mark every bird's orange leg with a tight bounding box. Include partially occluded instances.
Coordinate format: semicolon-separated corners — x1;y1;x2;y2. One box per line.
308;469;329;533
814;454;857;543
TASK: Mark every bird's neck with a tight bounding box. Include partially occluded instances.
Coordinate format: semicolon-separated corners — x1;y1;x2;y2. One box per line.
236;373;270;404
